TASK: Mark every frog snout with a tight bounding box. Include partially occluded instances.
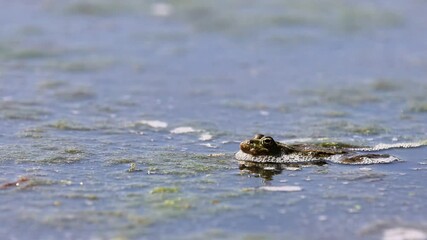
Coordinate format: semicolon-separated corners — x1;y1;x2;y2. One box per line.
240;140;251;150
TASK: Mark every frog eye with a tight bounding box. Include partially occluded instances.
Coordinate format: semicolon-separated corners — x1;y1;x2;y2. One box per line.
254;134;264;139
262;137;273;145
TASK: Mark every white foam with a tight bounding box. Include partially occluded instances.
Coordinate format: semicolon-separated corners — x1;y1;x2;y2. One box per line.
200;143;217;148
170;126;197;134
259;186;303;192
382;227;426;240
235;150;399;165
138;120;168;128
199;133;213;141
353;141;427;151
150;3;173;17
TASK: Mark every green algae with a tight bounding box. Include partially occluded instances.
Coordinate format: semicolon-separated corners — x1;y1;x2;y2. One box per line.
37;80;67;90
218;188;256;200
19;127;46;139
15;178;56;190
107;158;136;165
54;87;96;101
2;142;87;164
16;26;44;36
0;43;62;60
9;48;59;59
323;111;348;118
127;163;143;172
48;120;92;131
327;121;387;136
38;155;85;164
62;193;99;200
316;142;367;149
1;108;50;120
221;100;270;111
160;197;192;210
336;5;401;32
170;0;402;36
370;80;400;92
65;1;138;16
46;59;114;73
407;102;427;113
40;210;153;230
0;101;50;121
349;125;386;135
178;230;283;240
321;88;380;106
151;186;180;194
139;152;234;176
0;2;426;239
64;148;85;154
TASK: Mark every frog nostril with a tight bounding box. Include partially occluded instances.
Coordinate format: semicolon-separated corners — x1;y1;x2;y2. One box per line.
249;140;255;144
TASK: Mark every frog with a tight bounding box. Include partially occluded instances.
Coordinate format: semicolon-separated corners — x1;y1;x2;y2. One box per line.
235;134;400;165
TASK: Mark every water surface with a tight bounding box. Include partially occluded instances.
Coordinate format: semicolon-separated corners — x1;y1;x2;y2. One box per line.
1;1;427;239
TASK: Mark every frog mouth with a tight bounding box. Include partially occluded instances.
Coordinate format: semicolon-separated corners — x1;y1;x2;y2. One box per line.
240;140;269;155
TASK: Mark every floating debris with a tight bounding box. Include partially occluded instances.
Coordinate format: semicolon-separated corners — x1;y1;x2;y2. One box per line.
259;186;302;192
0;176;29;189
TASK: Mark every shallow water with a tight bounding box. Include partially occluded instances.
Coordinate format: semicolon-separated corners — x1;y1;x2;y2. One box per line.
1;1;427;239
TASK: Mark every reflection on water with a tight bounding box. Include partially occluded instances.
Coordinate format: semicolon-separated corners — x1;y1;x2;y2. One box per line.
239;161;327;181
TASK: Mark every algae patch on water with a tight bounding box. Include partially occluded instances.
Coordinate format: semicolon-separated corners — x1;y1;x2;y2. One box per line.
37;80;68;90
160;198;192;210
326;121;387;136
407;102;427;113
127;163;143;172
54;87;96;101
64;1;142;16
39;210;153;231
151;186;180;194
38;155;85;164
48;120;92;131
139;152;234;176
19;127;46;139
168;0;402;36
1;141;88;164
0;41;63;60
64;148;85;154
0;100;50;121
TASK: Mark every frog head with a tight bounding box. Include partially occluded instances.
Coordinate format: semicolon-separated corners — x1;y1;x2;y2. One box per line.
240;134;281;156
